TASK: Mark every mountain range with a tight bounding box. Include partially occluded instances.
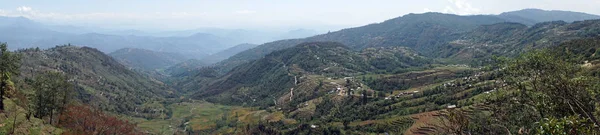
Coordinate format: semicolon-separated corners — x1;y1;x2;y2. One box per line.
3;8;600;134
0;16;321;58
498;8;600;25
190;17;600;106
215;9;600;72
109;48;190;71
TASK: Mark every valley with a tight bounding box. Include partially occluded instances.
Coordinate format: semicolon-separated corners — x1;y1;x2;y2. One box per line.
1;7;600;135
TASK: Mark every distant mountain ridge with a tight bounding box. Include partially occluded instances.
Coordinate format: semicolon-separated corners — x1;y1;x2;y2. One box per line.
200;43;258;64
164;59;208;76
0;20;232;57
0;16;321;56
215;9;600;72
498;9;600;25
109;48;190;71
214;13;505;72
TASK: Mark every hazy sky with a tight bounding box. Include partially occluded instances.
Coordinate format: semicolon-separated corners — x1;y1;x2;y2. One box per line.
1;0;599;31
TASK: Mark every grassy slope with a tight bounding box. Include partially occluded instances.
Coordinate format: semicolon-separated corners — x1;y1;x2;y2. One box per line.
133;101;290;134
0;99;62;135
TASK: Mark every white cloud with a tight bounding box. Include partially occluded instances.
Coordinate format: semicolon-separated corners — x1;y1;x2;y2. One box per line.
234;10;256;14
423;8;433;13
0;6;214;30
444;0;480;15
16;6;32;12
443;6;456;14
1;7;206;21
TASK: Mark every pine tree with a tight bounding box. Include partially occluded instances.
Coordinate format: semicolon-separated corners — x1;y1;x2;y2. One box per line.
0;43;21;111
31;71;73;124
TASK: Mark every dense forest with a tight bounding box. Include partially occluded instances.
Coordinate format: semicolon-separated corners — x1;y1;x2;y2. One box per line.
1;9;600;134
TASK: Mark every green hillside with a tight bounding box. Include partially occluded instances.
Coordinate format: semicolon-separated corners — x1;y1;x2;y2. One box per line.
192;42;432;107
109;48;189;72
216;13;506;72
216;14;600;73
184;37;600;134
446;20;600;64
498;8;600;25
164;59;208;76
200;43;258;64
16;45;175;118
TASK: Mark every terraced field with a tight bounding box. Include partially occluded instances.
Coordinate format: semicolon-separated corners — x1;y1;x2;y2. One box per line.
134;101;291;134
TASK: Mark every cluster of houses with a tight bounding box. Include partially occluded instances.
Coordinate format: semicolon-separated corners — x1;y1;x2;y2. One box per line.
326;80;364;97
331;86;362;96
385;90;419;100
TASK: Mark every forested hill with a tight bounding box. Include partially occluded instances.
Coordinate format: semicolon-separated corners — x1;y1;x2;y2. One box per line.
215;13;505;72
16;45;175;118
194;20;600;107
194;42;362;106
109;48;189;71
552;37;600;76
200;43;258;64
187;38;600;134
216;11;600;73
498;8;600;25
448;19;600;63
192;42;432;106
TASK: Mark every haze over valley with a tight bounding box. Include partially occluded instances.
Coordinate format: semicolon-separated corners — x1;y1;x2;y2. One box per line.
1;0;600;134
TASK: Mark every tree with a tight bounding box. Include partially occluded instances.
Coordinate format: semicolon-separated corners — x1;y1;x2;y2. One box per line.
437;108;471;135
536;115;596;134
31;71;73;124
361;90;368;105
0;43;21;111
506;50;599;124
488;50;600;133
377;91;386;98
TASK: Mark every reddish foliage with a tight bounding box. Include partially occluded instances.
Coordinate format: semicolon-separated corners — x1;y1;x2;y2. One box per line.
59;105;143;135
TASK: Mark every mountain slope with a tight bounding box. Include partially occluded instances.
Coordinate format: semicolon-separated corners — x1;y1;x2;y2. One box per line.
447;19;600;63
215;13;507;72
498;9;600;25
196;42;365;106
216;10;600;72
200;43;258;64
168;67;219;94
109;48;189;71
17;45;175;118
551;37;600;76
219;15;600;72
193;42;431;106
273;29;320;40
165;59;208;76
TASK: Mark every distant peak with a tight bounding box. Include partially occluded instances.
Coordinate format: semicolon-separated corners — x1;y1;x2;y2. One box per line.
189;32;217;38
519;8;546;12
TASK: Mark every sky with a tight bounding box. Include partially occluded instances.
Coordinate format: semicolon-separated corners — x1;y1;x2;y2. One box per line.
0;0;599;31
